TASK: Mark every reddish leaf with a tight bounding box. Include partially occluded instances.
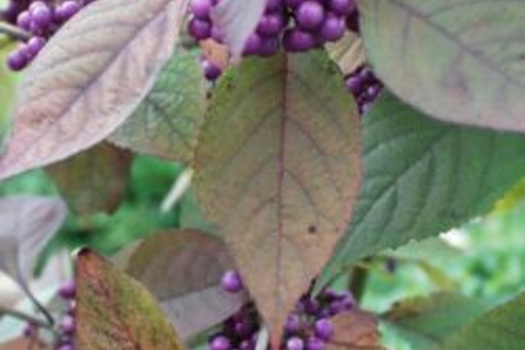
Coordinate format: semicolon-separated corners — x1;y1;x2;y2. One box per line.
47;143;132;216
76;250;185;350
125;230;248;341
194;51;362;346
0;0;189;181
210;0;266;62
329;309;385;350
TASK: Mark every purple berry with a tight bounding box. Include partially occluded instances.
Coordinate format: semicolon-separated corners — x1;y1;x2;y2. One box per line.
314;319;333;341
239;339;254;350
306;337;325;350
56;1;81;22
59;315;76;335
190;0;213;19
57;344;74;350
296;1;325;31
328;0;356;16
210;335;232;350
284;0;302;9
265;0;281;11
287;337;304;350
211;26;223;42
16;11;31;30
7;49;27;71
320;14;345;42
202;59;222;81
58;280;76;300
188;17;212;40
243;33;263;56
259;36;280;57
30;3;52;29
283;29;315;52
345;76;362;94
256;12;284;36
27;36;46;56
221;270;243;292
285;314;301;333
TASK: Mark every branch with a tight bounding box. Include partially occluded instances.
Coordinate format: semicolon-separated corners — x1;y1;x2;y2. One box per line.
0;22;31;41
0;304;52;330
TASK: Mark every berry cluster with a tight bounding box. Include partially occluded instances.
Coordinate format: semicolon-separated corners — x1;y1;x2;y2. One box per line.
188;0;361;81
214;270;355;350
22;279;77;350
1;0;92;71
345;65;383;114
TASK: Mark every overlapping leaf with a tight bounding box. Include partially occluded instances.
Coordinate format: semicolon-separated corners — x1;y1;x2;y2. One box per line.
384;293;490;350
76;250;185;350
329;309;385;350
124;230;247;341
359;0;525;132
195;51;362;345
0;0;189;180
47;142;132;216
440;292;525;350
326;32;365;75
322;92;525;284
110;51;206;162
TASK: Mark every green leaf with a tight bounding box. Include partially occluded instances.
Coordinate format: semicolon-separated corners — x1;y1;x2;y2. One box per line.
76;250;185;350
323;92;525;284
359;0;525;132
385;237;462;265
384;293;491;350
440;292;525;350
110;50;206;163
46;142;133;216
194;50;362;345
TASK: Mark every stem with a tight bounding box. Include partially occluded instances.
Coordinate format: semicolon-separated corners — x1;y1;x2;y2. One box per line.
0;22;31;41
16;267;55;326
0;305;52;330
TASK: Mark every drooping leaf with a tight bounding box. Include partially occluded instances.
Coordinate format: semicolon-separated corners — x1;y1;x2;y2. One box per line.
210;0;266;62
326;32;365;75
46;142;132;216
328;309;385;350
322;92;525;284
0;196;67;283
76;250;185;350
439;292;525;350
359;0;525;132
194;50;362;345
110;50;206;162
384;292;491;350
384;237;462;265
0;0;189;181
124;230;247;341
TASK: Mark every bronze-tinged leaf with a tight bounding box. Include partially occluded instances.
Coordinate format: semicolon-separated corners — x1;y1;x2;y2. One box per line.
359;0;525;132
125;230;247;341
46;143;132;216
194;51;362;346
326;32;365;75
0;0;189;181
76;250;185;350
201;39;230;70
329;309;385;350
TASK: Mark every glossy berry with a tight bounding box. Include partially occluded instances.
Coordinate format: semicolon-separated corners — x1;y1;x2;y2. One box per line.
188;18;212;40
221;270;243;292
328;0;356;16
57;344;74;350
59;315;76;335
306;337;325;350
210;335;232;350
283;29;315;52
56;1;81;22
191;0;213;19
30;3;52;29
296;1;325;31
202;59;222;81
287;337;305;350
285;314;301;333
265;0;281;11
256;12;284;37
16;10;31;30
7;50;27;71
320;15;345;42
314;319;334;341
58;280;76;300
